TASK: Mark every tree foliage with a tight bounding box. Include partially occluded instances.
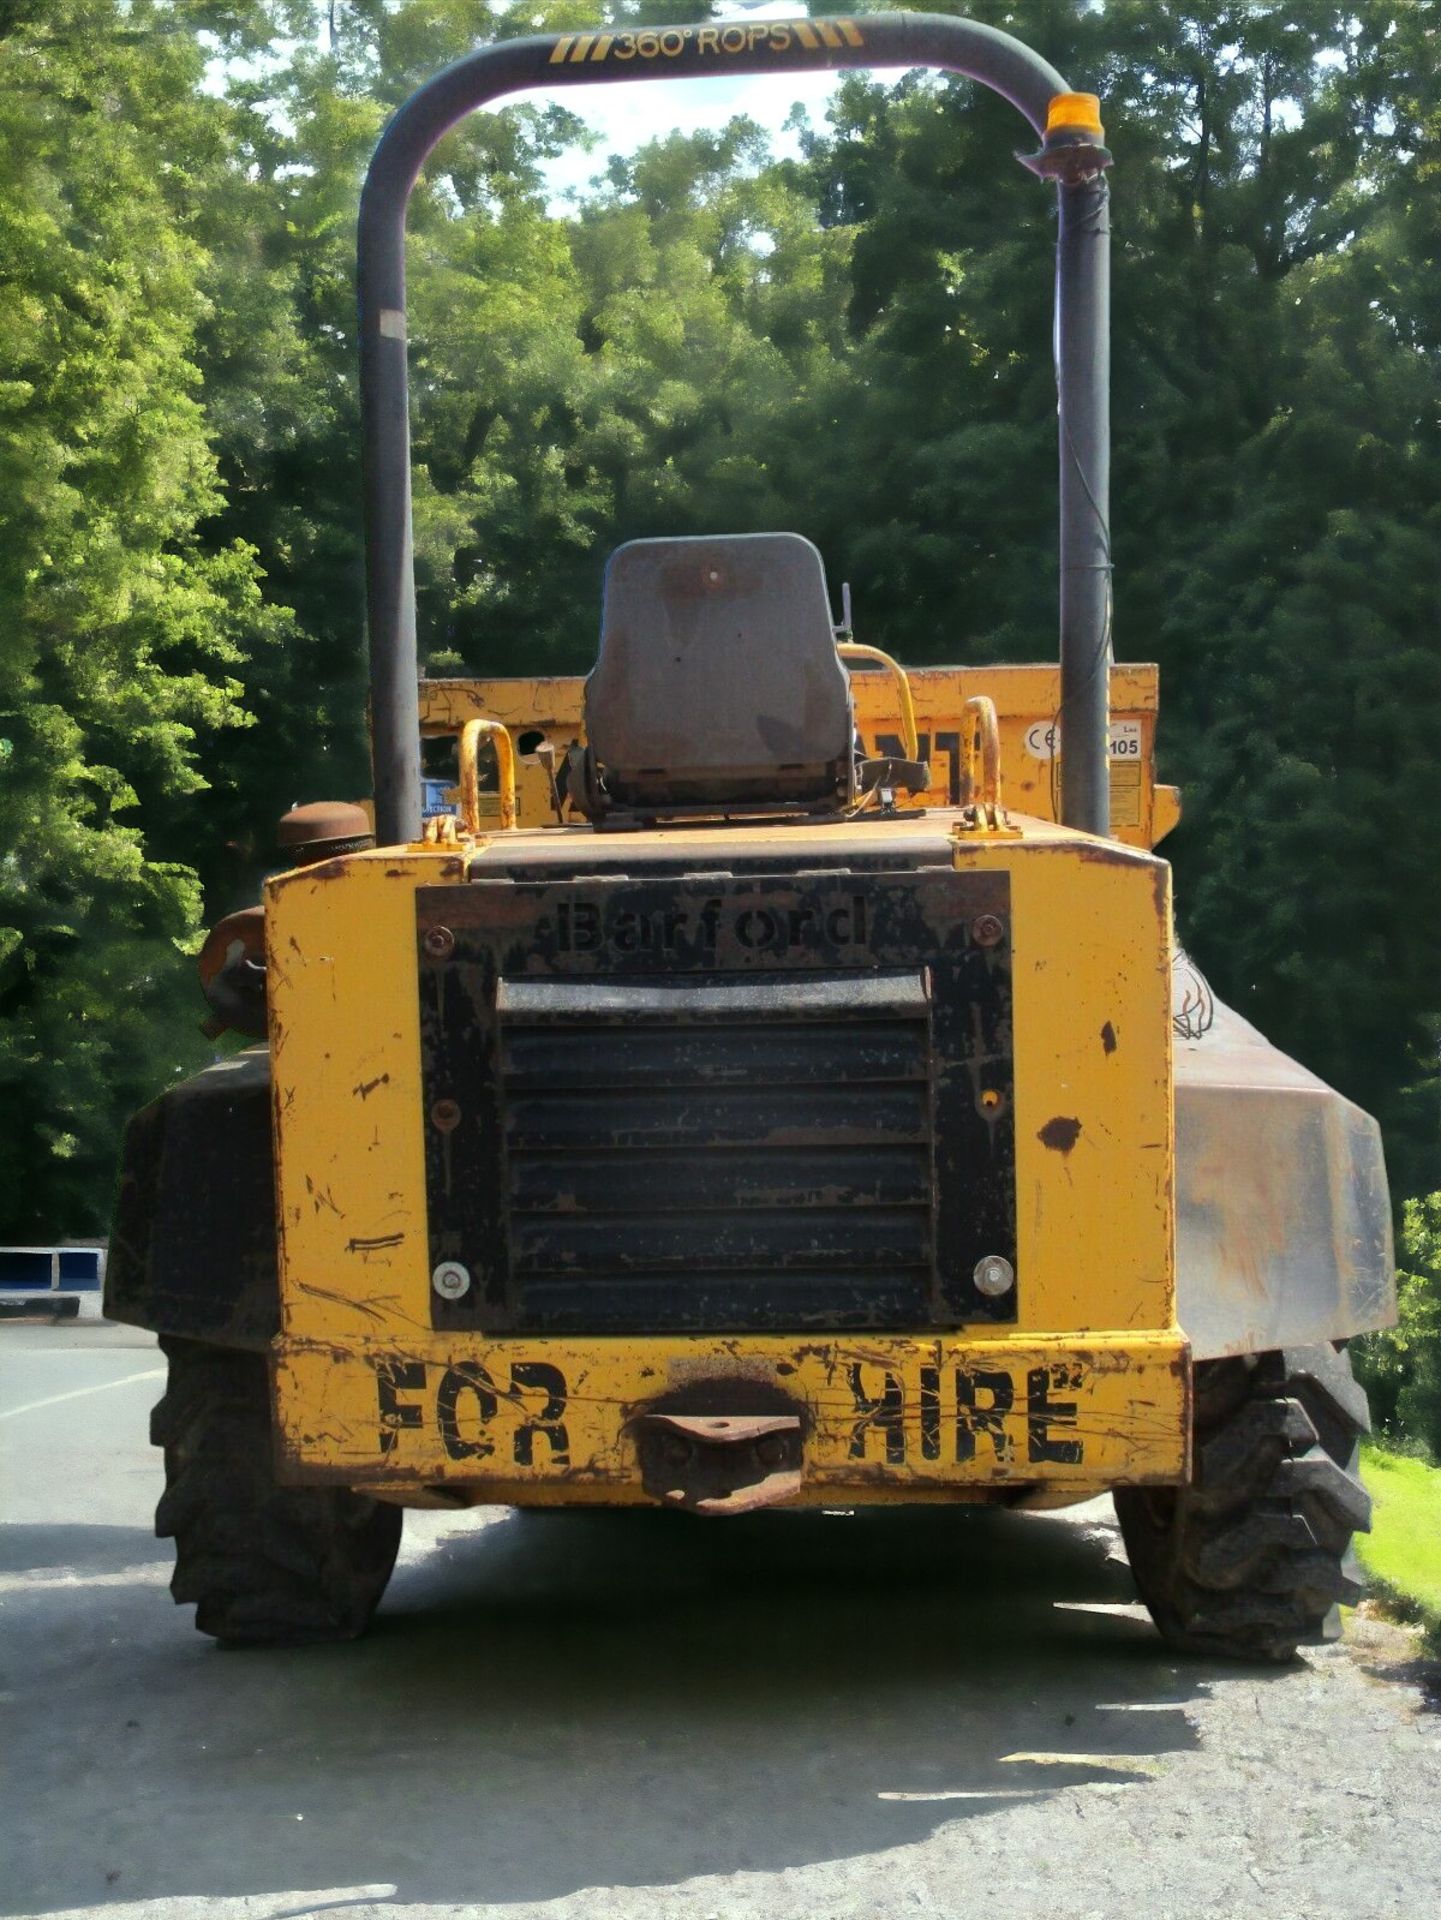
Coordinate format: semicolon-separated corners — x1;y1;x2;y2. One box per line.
0;1;293;1236
1;1;1437;1285
1355;1194;1441;1463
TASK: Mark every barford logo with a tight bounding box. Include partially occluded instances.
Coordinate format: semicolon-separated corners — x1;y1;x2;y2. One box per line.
551;894;870;956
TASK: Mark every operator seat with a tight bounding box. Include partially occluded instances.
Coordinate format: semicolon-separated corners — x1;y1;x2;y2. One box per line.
582;532;853;813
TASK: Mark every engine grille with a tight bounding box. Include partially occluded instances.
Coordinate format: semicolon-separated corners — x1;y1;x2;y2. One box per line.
497;973;934;1331
416;869;1016;1332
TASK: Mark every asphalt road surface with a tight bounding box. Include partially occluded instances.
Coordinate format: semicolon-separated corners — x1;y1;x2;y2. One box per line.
3;1321;1439;1920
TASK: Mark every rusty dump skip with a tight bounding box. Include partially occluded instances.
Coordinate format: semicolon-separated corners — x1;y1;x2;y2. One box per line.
1175;997;1395;1360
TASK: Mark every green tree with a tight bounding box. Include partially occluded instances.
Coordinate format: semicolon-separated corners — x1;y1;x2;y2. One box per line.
185;0;607;900
0;1;292;1238
1355;1194;1441;1462
404;115;857;679
1096;1;1441;1200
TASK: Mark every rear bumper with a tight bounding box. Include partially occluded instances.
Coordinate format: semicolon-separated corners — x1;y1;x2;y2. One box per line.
272;1331;1190;1499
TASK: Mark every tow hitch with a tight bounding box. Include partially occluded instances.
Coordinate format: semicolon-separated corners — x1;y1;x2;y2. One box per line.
637;1411;804;1515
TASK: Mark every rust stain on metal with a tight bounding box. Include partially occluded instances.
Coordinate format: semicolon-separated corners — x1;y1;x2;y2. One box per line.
354;1073;391;1099
1076;840;1138;869
1038;1115;1083;1154
301;855;353;885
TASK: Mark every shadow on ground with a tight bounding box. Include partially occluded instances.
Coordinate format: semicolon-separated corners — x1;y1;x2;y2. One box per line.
3;1500;1278;1913
0;1523;167;1578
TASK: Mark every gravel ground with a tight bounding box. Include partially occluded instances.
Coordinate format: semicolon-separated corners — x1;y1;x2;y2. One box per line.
3;1321;1437;1920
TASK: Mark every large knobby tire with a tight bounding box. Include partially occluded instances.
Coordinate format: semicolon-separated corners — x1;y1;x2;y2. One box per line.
1115;1343;1372;1662
151;1336;402;1646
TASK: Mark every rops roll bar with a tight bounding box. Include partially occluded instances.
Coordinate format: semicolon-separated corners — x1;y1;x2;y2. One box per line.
359;12;1113;843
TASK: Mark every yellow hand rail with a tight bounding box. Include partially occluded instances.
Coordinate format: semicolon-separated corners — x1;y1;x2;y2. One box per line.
963;695;1002;812
458;716;517;833
952;694;1013;834
839;642;920;764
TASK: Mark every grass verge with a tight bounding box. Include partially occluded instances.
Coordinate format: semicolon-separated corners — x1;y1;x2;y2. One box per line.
1359;1442;1441;1652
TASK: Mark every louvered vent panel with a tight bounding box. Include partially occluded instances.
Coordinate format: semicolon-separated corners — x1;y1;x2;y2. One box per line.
496;972;935;1332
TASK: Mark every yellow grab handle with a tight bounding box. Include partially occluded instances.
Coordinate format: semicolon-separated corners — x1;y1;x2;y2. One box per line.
458;716;517;833
962;695;1002;814
839;642;920;764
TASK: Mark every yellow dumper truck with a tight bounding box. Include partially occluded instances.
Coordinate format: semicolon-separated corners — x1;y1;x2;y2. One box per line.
107;14;1393;1660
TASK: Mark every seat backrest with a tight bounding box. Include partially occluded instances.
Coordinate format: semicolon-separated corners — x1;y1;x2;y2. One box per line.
583;533;853;811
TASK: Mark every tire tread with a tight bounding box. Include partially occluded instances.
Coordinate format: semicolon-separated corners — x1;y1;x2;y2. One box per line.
1117;1342;1371;1662
152;1336;400;1646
